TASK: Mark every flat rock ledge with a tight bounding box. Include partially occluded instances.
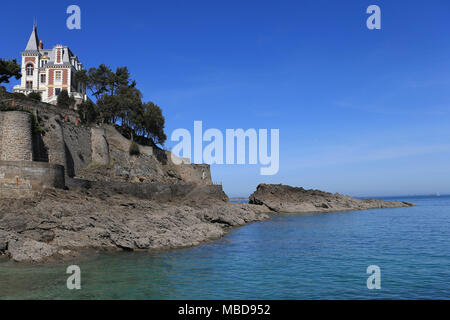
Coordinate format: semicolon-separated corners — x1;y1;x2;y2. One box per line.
0;187;269;263
249;184;415;213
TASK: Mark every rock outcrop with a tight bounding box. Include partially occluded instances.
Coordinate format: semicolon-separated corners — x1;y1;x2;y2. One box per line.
0;185;269;263
249;184;415;213
76;124;212;185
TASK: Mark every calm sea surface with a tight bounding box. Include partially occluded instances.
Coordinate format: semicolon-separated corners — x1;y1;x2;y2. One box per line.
0;195;449;299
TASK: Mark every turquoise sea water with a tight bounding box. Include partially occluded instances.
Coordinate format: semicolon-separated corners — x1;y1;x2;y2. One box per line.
0;195;449;300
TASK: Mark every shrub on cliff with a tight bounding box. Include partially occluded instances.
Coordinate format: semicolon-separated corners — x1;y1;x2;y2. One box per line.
129;141;140;156
57;90;76;109
12;92;26;100
28;92;42;101
78;100;98;124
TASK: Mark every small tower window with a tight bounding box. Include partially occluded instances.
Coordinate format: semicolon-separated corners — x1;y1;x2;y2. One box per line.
40;74;46;84
26;63;34;76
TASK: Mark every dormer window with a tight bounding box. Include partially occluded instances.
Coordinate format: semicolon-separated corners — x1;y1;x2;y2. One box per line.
26;63;34;76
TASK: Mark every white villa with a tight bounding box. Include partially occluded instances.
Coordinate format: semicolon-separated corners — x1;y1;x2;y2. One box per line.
13;24;87;104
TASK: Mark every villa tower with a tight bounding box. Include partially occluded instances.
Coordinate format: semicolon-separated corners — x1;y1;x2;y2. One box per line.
13;24;87;105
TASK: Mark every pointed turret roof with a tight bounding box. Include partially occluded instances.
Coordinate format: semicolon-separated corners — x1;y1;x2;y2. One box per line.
25;23;39;52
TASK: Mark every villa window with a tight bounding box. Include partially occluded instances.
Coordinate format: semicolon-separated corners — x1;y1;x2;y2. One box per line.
55;71;62;81
40;74;46;84
26;64;34;76
26;81;33;89
55;88;61;96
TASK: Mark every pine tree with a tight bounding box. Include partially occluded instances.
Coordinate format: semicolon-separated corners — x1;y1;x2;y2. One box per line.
0;59;21;84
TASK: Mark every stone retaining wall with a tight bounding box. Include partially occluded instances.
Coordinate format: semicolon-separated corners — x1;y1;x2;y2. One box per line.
0;113;3;159
0;161;65;198
0;112;33;161
62;123;92;177
67;178;226;202
91;127;110;165
0;101;213;188
41;116;67;173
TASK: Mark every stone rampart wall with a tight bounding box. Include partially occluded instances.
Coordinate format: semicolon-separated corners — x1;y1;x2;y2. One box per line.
0;160;65;198
0;112;33;161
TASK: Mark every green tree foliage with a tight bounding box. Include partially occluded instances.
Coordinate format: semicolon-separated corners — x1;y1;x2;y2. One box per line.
0;59;21;84
77;64;167;146
133;102;167;145
57;90;76;108
28;91;42;101
13;92;26;99
73;69;90;93
88;64;112;99
78;100;97;124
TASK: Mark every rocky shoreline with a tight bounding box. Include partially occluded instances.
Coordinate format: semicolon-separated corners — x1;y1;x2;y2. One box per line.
0;183;270;263
249;184;415;213
0;182;416;263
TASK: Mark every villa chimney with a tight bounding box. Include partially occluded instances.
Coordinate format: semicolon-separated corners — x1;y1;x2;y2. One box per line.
39;40;43;50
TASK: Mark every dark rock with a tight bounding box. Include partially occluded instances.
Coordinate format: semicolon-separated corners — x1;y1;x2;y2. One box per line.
249;184;415;213
0;230;9;251
0;184;269;262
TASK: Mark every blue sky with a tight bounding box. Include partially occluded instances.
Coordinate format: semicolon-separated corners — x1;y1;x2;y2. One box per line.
1;0;449;197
